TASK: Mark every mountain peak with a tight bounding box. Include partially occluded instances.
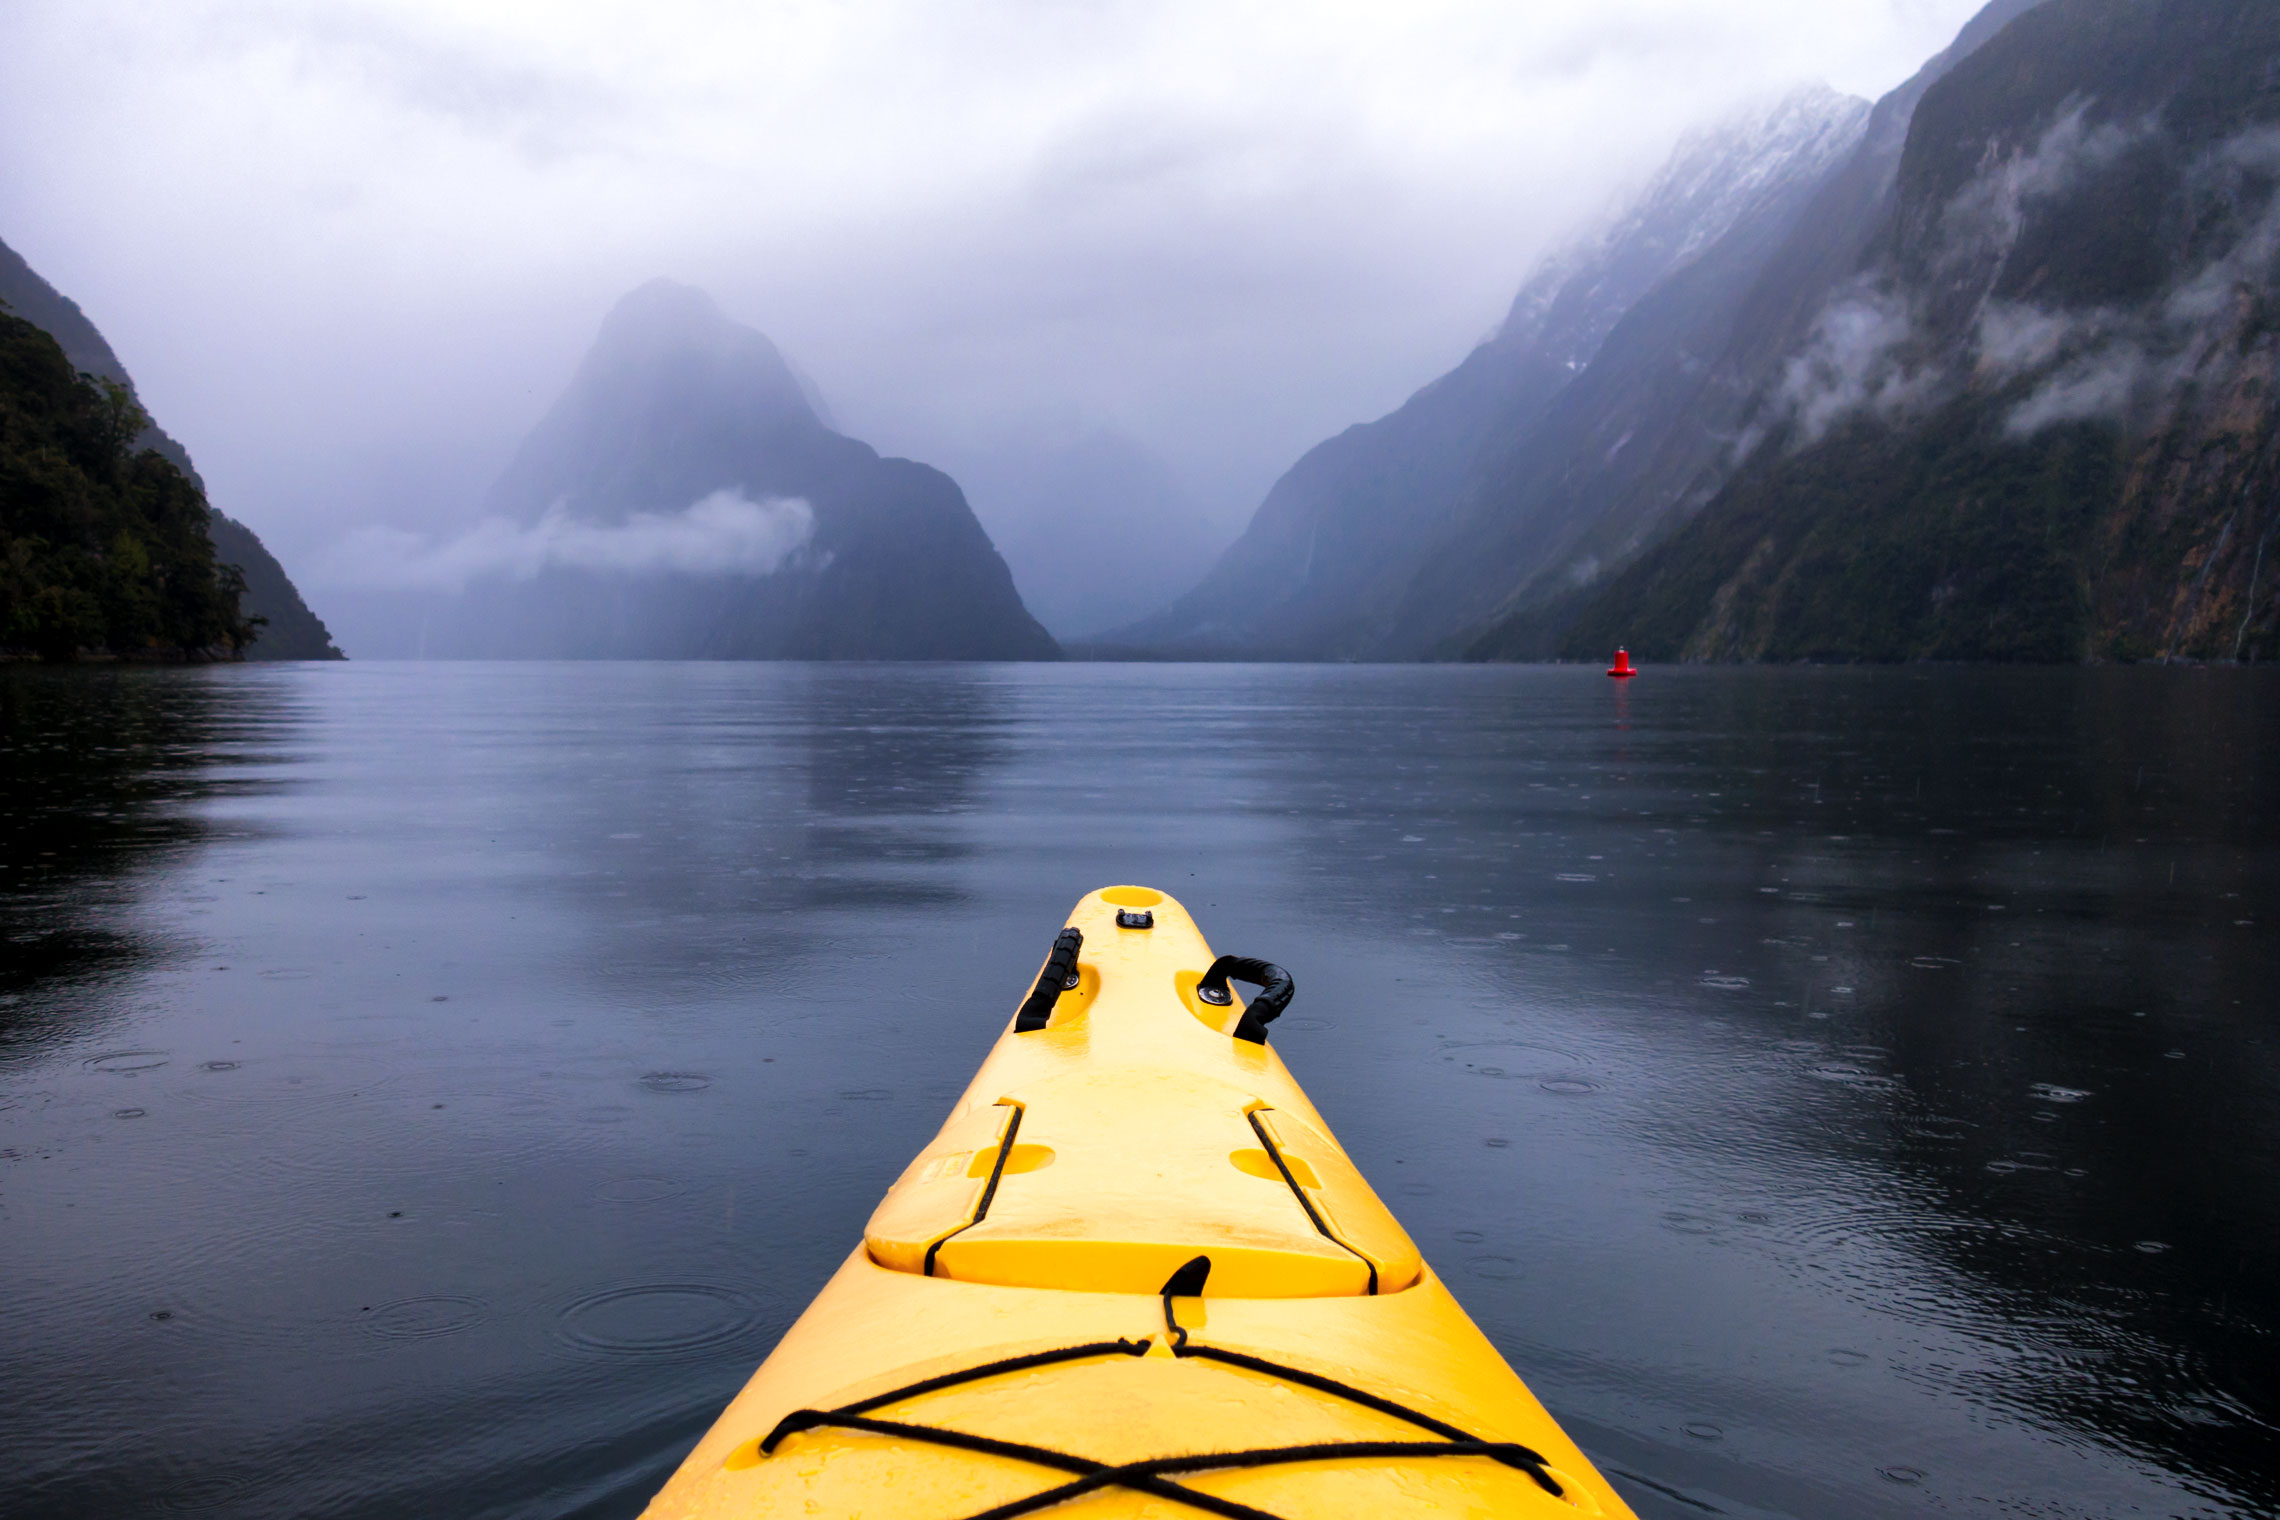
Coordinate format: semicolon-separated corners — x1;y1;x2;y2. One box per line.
490;280;824;523
576;277;817;431
1496;82;1869;368
416;277;1059;659
595;279;763;365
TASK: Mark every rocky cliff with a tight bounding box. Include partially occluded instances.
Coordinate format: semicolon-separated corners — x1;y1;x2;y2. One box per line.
1552;0;2280;664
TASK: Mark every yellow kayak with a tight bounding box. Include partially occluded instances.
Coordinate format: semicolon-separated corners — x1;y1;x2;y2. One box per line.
642;886;1638;1519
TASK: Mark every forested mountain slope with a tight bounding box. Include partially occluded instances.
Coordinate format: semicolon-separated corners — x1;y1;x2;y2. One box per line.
0;236;341;659
0;311;250;659
1553;0;2280;663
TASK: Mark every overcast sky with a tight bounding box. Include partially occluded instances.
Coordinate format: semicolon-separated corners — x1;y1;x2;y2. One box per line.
0;1;1989;576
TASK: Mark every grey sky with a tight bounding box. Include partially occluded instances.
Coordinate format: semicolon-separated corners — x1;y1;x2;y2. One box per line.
0;1;1988;580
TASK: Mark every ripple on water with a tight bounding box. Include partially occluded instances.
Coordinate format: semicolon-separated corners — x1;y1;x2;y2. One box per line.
1467;1255;1521;1280
595;1176;685;1203
554;1284;761;1356
2028;1083;2092;1103
1755;1199;2080;1339
84;1049;169;1075
638;1073;711;1094
364;1295;487;1340
1683;1421;1724;1441
1538;1077;1600;1095
1439;1039;1581;1076
179;1068;409;1116
154;1471;257;1513
1810;1063;1898;1092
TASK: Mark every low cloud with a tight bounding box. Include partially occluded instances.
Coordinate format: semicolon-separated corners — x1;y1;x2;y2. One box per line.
1770;113;2280;445
2001;125;2280;435
1772;105;2166;444
317;489;815;591
2003;341;2167;434
1775;283;1936;443
1936;99;2160;281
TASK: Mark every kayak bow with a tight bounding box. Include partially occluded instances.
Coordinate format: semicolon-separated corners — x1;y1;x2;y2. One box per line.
642;885;1637;1519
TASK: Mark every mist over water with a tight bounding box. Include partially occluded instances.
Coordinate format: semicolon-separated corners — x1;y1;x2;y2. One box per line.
0;662;2273;1519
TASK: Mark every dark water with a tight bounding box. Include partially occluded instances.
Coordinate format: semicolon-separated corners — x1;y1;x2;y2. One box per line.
1;662;2273;1520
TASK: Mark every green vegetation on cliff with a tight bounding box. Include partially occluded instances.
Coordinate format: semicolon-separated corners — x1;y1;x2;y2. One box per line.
0;310;253;660
1554;404;2125;663
1499;0;2280;665
0;233;341;659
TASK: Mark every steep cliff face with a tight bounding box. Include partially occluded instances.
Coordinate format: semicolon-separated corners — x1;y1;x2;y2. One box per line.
0;236;341;659
1108;86;1871;658
1460;0;2052;658
0;311;251;659
406;281;1057;660
1557;0;2280;663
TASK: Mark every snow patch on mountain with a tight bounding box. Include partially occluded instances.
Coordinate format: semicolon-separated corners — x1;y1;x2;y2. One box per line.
1498;84;1872;376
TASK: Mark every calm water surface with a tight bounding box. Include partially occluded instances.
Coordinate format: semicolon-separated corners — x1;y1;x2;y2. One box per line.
0;662;2273;1519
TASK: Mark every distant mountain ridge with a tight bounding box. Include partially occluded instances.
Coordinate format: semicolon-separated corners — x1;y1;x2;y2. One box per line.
0;235;342;659
1548;0;2280;663
401;281;1058;660
1454;0;2052;657
1108;83;1873;658
948;424;1227;642
1112;0;2192;665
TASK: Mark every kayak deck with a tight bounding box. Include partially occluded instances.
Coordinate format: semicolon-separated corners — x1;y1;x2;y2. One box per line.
641;886;1636;1519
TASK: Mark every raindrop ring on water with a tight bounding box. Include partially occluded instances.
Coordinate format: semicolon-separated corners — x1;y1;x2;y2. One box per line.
85;1050;169;1074
364;1295;488;1340
554;1283;760;1356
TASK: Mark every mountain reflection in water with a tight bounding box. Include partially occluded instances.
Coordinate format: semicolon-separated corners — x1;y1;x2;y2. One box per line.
0;662;2271;1520
0;668;298;1044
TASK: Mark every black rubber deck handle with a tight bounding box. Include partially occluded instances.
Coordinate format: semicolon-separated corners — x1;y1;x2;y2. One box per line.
1197;955;1294;1044
1014;928;1084;1032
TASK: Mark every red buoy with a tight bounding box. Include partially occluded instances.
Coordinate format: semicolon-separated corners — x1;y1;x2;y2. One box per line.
1607;647;1636;679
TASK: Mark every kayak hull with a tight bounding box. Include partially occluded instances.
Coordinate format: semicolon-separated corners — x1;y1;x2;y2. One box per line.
641;887;1637;1519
